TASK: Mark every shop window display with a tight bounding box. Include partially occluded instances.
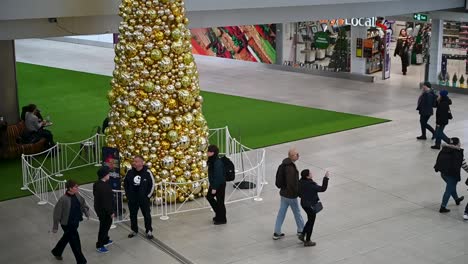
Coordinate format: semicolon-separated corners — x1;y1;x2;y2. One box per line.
437;20;468;89
283;21;350;72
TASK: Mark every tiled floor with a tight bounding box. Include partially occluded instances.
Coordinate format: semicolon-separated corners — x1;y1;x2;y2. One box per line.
2;39;468;264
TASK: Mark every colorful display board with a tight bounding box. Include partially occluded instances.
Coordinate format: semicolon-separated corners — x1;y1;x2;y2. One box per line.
191;25;277;64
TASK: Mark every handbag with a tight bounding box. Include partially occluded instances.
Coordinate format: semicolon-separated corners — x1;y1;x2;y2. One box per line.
448;110;453;120
311;201;323;214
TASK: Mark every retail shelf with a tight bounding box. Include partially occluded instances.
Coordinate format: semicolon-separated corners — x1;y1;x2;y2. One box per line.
443;35;459;38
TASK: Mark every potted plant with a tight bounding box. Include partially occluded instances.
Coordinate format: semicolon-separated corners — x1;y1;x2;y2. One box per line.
452;73;458;88
460;74;465;88
438;72;445;85
445;72;450;86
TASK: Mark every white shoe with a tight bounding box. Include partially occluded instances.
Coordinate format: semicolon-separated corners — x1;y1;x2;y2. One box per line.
463;214;468;221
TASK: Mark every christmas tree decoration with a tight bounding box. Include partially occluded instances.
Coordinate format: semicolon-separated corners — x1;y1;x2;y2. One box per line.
106;0;210;201
328;29;350;72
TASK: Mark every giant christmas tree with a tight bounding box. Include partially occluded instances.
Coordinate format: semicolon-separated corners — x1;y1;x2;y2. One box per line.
105;0;209;202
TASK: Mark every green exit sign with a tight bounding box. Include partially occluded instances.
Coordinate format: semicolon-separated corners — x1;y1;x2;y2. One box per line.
413;13;428;22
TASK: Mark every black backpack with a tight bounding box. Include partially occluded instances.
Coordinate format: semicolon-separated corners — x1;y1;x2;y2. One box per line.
221;156;235;181
275;163;286;189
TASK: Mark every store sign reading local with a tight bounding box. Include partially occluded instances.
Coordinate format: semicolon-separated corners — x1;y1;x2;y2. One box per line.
322;17;377;27
344;17;377;27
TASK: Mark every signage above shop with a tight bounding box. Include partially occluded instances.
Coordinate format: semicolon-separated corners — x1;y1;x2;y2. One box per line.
320;17;376;28
344;17;377;27
413;13;428;22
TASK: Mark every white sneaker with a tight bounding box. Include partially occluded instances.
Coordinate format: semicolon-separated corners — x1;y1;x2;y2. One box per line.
463;214;468;221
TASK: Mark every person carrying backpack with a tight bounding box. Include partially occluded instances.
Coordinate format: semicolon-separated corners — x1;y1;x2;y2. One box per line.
206;144;227;225
272;148;304;240
434;137;468;215
416;82;436;140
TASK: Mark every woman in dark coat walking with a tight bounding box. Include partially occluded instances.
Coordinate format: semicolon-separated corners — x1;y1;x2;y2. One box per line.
298;169;329;247
394;29;412;75
431;90;452;149
434;137;468;214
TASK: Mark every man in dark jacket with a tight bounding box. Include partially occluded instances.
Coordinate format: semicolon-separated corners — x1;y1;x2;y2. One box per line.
432;90;452;149
124;155;155;239
206;144;227;225
434;137;468;213
93;166;114;253
416;82;436;140
273;148;304;240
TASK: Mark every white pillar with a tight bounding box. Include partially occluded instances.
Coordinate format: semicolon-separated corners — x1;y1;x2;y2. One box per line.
350;26;368;75
428;19;443;83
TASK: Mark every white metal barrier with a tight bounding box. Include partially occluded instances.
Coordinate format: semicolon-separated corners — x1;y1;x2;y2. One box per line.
21;126;266;222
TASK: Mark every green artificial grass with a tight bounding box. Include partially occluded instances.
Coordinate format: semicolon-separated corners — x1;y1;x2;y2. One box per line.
0;62;389;201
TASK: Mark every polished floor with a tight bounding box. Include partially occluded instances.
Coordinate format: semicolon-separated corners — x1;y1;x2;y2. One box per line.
2;39;468;264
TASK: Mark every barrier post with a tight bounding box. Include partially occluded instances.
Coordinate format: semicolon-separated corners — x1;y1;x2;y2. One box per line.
160;182;169;220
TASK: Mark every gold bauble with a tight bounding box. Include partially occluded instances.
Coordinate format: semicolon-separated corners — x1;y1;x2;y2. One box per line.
192;182;202;194
160;75;170;85
165;188;177;202
171;28;182;40
159;116;173;131
154;31;164;41
166;130;178;142
178;135;190;149
161;155;175;169
159;57;173;72
202;188;208;197
126;105;137;117
178;196;186;203
181;76;191;87
171;40;184;54
183;53;193;64
188;194;195;201
124;129;134;140
167;98;177;109
146;115;157;125
161;140;171;150
183;113;194;126
150;49;162;61
160;169;170;179
149;99;163;114
178;90;191;105
194;114;206;127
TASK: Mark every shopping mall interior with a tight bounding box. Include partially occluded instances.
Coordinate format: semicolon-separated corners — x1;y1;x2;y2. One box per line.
1;1;468;264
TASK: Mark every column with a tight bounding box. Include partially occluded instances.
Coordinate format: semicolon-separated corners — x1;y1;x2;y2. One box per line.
350;25;368;75
275;23;284;65
0;40;20;124
428;19;443;83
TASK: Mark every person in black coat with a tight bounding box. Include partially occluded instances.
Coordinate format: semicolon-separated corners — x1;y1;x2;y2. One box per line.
434;137;468;213
394;29;412;75
431;90;452;149
298;169;329;247
124;155;155;239
416;82;436;140
206;144;227;225
93;166;114;253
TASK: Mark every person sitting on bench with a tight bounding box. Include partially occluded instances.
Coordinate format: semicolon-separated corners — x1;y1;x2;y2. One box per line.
24;104;55;148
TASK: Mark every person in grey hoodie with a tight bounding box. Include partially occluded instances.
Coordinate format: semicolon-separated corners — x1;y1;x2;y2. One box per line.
51;180;90;264
272;148;304;240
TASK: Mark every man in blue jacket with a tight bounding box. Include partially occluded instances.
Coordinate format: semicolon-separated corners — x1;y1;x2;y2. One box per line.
416;82;436;140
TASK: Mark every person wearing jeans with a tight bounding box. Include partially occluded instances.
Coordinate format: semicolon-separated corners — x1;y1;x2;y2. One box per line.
273;148;304;240
432;90;452;150
434;137;468;214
